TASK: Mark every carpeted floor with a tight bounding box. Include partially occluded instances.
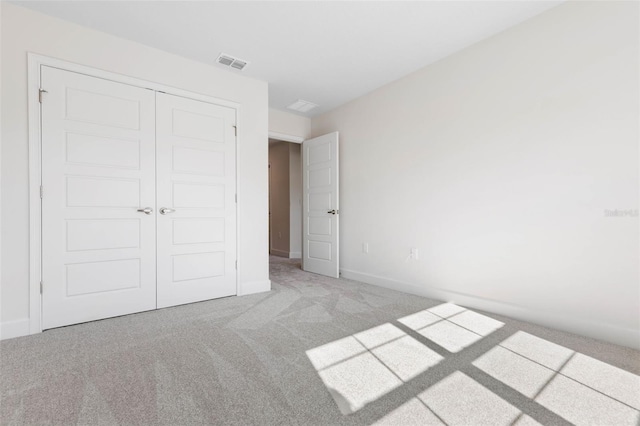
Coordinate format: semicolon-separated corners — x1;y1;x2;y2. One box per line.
1;256;639;425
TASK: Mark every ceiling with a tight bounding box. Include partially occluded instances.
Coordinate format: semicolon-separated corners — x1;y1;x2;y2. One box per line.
15;1;563;117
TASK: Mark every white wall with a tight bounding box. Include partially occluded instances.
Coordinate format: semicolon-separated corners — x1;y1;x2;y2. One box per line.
269;141;291;257
0;1;3;336
289;143;302;259
0;3;270;338
312;1;639;348
269;108;311;141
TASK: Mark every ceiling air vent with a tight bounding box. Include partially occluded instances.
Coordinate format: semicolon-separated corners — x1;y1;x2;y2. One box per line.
230;60;247;70
287;99;318;113
216;53;249;71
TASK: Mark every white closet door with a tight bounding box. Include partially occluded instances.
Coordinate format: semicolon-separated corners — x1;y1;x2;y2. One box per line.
156;93;237;308
41;66;157;329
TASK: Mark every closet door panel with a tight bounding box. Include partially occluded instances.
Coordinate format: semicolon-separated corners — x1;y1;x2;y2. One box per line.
41;67;157;329
155;93;237;308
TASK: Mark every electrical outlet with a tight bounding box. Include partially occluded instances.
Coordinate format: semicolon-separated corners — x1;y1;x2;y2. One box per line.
410;248;419;260
362;242;369;254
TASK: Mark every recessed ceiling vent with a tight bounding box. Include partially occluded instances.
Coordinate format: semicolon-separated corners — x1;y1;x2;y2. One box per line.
216;53;249;71
287;99;318;113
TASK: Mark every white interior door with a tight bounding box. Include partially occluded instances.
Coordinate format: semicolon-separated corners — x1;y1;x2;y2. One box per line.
155;93;237;308
302;132;339;277
41;66;157;329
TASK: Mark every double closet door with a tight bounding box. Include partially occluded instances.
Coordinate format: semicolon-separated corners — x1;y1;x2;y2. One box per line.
41;66;237;329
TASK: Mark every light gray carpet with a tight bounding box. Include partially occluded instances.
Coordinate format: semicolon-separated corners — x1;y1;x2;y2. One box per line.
1;256;639;425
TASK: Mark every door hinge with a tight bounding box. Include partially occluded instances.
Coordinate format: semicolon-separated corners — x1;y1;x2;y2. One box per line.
235;260;238;270
235;193;237;203
40;185;43;199
233;125;237;137
40;281;43;294
38;89;48;103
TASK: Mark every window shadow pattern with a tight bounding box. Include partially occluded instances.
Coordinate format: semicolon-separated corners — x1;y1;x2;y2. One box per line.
306;303;640;425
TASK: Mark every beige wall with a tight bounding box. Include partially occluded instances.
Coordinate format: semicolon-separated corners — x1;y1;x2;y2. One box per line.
269;108;311;140
312;1;639;348
269;142;291;257
1;3;270;337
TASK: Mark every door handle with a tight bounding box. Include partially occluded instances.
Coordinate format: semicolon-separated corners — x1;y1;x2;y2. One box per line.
327;209;338;215
160;207;176;215
137;207;153;215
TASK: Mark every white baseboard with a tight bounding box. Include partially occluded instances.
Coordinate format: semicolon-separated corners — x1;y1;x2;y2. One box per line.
0;318;31;341
341;268;640;350
289;252;302;259
238;279;271;296
0;281;274;339
270;249;289;258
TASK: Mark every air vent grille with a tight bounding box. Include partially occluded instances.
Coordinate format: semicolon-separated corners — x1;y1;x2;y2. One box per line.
217;55;234;66
216;53;249;71
287;99;319;113
230;60;247;70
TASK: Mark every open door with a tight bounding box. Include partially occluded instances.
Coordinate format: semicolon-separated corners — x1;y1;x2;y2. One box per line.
302;132;339;277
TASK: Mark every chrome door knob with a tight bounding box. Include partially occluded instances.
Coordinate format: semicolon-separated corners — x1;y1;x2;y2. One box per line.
160;207;176;215
137;207;153;215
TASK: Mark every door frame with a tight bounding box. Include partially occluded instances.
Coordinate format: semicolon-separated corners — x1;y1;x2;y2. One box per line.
27;53;240;335
267;131;303;144
267;132;302;257
267;137;304;260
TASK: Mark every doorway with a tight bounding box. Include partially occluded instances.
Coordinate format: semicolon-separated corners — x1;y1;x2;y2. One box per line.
268;139;303;259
